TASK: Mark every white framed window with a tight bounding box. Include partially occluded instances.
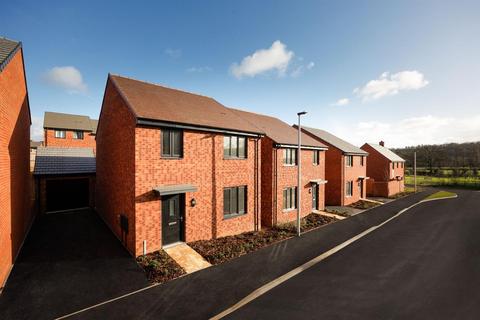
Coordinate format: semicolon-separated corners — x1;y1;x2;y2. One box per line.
346;181;353;197
346;155;353;167
283;149;297;166
54;130;66;139
73;131;84;139
283;187;297;210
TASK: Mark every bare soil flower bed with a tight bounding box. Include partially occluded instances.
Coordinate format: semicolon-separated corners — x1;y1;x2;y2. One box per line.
189;213;337;265
137;250;186;283
349;200;381;210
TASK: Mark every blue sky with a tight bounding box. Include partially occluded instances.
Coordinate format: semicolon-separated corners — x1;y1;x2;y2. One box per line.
2;0;479;147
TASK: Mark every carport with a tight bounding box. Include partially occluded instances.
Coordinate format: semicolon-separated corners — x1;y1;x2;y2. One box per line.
33;147;96;213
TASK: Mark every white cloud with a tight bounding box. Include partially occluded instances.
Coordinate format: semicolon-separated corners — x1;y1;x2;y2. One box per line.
165;48;182;59
43;66;87;93
354;70;429;101
290;61;315;78
332;98;350;106
231;40;294;78
333;115;480;148
186;66;212;73
31;116;44;141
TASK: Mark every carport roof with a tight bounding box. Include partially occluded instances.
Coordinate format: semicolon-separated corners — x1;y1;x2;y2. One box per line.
34;147;96;175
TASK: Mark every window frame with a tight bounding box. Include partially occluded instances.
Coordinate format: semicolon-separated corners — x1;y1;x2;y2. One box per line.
346;181;353;197
73;130;84;140
283;148;297;166
360;156;364;166
313;150;320;165
161;128;183;158
223;186;247;218
54;130;66;139
346;155;353;167
223;135;247;159
283;187;298;211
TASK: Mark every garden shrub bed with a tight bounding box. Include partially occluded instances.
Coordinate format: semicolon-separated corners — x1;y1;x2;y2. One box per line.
349;200;381;210
137;250;186;283
189;213;337;265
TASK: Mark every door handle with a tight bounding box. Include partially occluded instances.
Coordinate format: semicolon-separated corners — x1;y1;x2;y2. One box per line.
169;222;177;226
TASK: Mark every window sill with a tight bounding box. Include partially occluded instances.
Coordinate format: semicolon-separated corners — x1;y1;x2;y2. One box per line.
283;164;297;167
282;208;297;213
161;156;183;160
223;157;247;160
223;213;247;220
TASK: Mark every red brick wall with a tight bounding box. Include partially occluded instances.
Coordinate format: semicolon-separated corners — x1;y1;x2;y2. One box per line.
44;129;96;151
361;144;405;197
316;140;367;206
134;127;261;256
261;140;326;227
95;80;137;255
0;48;33;288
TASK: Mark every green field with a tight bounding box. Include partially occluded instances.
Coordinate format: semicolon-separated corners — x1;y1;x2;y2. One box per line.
405;175;480;189
425;191;457;200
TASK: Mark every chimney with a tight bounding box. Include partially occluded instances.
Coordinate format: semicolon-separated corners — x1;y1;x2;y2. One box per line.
379;141;385;147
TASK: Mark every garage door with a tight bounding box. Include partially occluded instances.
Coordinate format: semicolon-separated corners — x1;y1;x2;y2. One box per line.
46;178;89;212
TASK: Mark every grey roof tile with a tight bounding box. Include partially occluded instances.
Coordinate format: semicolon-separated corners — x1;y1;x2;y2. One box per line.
363;143;405;162
0;37;21;72
34;147;96;175
301;127;368;155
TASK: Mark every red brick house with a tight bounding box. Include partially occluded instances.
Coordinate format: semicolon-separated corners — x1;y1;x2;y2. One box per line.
43;111;97;151
231;109;328;227
361;141;405;197
0;37;33;288
96;74;264;256
300;127;368;206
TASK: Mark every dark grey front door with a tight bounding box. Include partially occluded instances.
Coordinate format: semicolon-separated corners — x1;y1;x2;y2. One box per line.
359;180;364;198
162;194;184;245
312;183;318;210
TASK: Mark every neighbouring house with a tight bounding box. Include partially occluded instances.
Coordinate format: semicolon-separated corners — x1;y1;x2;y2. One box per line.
29;140;43;172
0;37;33;289
231;108;328;227
43;111;98;151
300;127;368;206
33;147;96;214
361;141;406;197
96;74;264;256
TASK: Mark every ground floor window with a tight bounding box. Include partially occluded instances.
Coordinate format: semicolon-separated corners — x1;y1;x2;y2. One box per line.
283;187;297;210
346;181;353;197
223;186;247;217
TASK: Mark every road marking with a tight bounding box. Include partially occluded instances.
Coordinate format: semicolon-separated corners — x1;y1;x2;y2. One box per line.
210;199;436;320
55;194;457;320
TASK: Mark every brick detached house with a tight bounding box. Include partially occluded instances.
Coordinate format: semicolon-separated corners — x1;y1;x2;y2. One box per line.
300;127;368;206
96;74;264;256
43;111;98;151
231;109;328;227
0;37;33;288
361;141;405;197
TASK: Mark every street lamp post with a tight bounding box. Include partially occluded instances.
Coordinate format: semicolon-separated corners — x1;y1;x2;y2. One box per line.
297;111;307;237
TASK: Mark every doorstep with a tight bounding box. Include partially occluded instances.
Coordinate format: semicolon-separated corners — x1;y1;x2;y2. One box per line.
163;243;211;274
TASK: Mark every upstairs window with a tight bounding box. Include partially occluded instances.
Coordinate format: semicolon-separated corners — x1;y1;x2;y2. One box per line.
224;135;247;159
54;130;66;139
283;187;297;210
346;155;353;167
346;181;353;197
223;186;247;217
392;162;395;169
360;156;364;166
313;150;320;165
283;148;297;165
162;129;183;158
73;131;84;140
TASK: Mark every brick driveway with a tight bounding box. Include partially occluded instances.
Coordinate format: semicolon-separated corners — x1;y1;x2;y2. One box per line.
0;209;148;320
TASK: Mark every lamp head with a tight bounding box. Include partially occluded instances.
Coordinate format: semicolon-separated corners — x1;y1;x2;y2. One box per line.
297;111;307;116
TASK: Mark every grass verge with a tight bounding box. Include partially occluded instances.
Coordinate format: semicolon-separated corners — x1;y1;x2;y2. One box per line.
406;175;480;189
189;213;337;265
424;191;457;200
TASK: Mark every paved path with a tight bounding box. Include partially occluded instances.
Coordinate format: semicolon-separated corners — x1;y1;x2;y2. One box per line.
0;209;148;320
62;190;434;319
227;189;480;319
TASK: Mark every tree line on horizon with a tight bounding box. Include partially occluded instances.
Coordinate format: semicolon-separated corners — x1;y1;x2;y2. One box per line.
392;142;480;174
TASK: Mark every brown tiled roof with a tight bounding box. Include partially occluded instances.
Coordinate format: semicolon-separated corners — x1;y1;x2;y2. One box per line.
230;108;327;149
301;126;368;155
109;74;264;135
0;37;21;72
44;111;97;132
